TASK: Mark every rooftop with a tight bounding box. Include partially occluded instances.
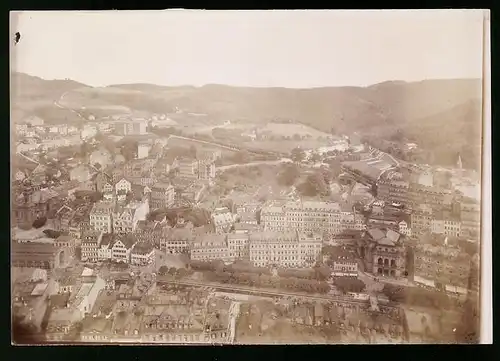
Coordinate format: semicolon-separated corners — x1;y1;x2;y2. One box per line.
249;231;298;243
366;228;402;246
132;242;154;255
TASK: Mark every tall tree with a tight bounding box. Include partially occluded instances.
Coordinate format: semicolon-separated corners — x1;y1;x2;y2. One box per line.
291;147;305;163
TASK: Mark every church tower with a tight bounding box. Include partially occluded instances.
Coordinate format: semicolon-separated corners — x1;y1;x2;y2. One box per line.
457;154;463;170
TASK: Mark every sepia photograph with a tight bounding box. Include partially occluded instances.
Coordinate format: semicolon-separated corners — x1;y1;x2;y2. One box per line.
9;10;491;345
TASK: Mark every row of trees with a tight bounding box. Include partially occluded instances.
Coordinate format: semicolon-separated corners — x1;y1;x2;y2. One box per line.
157;266;193;278
190;260;332;294
203;269;331;294
332;277;366;294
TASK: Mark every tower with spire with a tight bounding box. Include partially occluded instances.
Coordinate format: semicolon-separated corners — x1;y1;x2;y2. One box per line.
457;153;463;170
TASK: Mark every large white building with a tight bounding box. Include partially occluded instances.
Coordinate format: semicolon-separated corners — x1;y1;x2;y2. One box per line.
261;201;364;236
249;231;322;268
89;202;114;233
137;143;151;159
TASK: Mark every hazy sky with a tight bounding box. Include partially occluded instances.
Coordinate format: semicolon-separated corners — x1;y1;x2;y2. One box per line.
11;10;486;88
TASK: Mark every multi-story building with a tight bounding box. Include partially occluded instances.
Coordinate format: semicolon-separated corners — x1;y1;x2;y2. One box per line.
135;222;169;249
211;207;234;234
93;171;113;193
197;159;216;180
54;235;77;258
114;120;147;136
398;220;412;238
431;218;445;235
329;246;359;277
460;200;481;239
97;233;114;261
340;211;367;231
377;176;455;210
150;182;175;210
11;241;66;269
110;235;137;263
261;200;363;236
54;205;76;233
227;231;250;260
162;227;193;254
444;218;461;238
113;200;149;233
356;228;407;278
81;231;103;263
190;234;233;264
130;243;155;266
89;202;114;233
411;204;433;236
177;157;199;180
248;231;322;268
112;205;134;234
235;201;261;215
115;178;132;194
238;212;258;226
409;184;455;209
137;142;151;159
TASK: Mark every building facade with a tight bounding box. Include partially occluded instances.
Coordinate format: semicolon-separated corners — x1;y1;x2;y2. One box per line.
150;183;175;210
89;202;114;233
249;231;322;268
261;200;363;236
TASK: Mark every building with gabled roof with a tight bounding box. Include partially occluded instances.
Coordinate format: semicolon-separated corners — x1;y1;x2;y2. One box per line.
110;234;138;263
131;242;155;266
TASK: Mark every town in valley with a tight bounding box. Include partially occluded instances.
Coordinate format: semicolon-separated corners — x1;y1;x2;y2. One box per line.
11;11;484;345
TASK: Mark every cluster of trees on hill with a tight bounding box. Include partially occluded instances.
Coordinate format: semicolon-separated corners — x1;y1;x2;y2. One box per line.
296;172;331;197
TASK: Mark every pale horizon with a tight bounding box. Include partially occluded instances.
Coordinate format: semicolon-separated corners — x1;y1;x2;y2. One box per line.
11;10;485;88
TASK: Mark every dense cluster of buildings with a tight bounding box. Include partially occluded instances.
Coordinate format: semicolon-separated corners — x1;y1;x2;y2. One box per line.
12;263;234;343
340;147;481;243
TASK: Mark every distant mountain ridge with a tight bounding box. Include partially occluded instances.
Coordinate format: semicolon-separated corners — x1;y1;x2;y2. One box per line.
11;72;483;169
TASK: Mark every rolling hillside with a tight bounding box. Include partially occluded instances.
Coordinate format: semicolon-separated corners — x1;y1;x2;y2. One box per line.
11;72;483;168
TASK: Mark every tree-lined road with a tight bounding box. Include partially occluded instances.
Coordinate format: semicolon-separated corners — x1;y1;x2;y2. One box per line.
156;278;397;308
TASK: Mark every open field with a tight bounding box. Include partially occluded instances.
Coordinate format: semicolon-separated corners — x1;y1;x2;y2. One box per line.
242;140;330;154
166;136;239;156
260;122;331;138
222;122;331;138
